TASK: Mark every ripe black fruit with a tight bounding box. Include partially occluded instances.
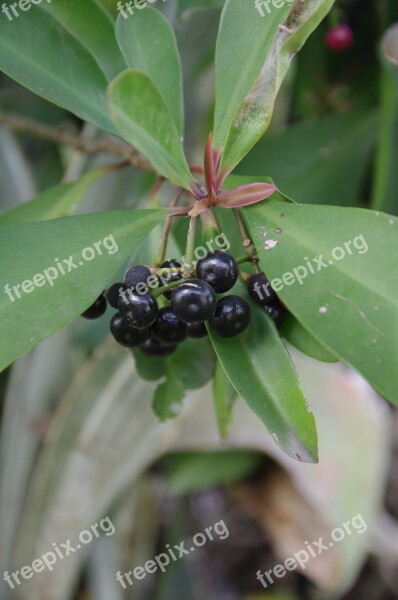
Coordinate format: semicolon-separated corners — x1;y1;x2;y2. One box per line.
196;250;238;293
152;308;187;344
118;288;158;329
186;322;208;339
159;259;182;299
82;292;107;320
209;295;251;337
107;282;126;309
125;265;151;291
170;280;216;324
247;272;278;307
110;313;150;348
265;304;287;328
140;335;177;357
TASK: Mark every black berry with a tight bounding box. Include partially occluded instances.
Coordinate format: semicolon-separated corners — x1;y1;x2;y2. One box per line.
186;322;208;339
82;292;107;320
159;259;182;299
170;280;216;324
118;288;158;329
106;282;126;309
125;265;152;292
265;304;287;328
110;313;150;348
248;272;278;307
139;335;177;357
196;250;238;293
152;307;187;344
209;295;251;338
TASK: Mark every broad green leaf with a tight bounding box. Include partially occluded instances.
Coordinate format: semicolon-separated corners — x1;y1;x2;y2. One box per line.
372;69;398;215
177;0;223;19
213;360;238;439
107;69;194;189
0;169;104;226
281;314;338;364
244;201;398;404
0;8;115;134
152;338;215;421
214;0;335;174
165;451;261;495
132;349;167;382
0;209;163;371
207;281;318;463
239;111;377;207
41;0;126;81
116;8;184;134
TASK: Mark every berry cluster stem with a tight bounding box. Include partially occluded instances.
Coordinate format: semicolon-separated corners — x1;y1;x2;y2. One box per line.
183;216;199;277
153;188;184;267
233;209;260;273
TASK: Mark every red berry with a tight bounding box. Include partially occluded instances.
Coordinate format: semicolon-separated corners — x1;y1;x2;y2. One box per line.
325;25;354;52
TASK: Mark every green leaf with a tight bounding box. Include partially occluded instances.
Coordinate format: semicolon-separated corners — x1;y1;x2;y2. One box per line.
107;69;194;189
281;314;338;364
213;0;334;174
0;209;163;372
152;338;215;421
207;281;318;463
0;169;104;226
244;200;398;404
132;349;167;382
213;360;237;439
165;451;262;495
116;8;184;135
177;0;223;19
239;111;378;207
41;0;126;81
0;8;114;133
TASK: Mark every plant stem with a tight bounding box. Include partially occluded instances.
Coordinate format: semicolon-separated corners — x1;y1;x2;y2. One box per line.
236;255;253;265
183;216;198;276
233;208;260;273
154;278;183;298
153;188;184;267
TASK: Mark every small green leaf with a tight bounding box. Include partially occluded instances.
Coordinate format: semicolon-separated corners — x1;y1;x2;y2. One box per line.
213;360;238;439
0;8;114;133
244;200;398;404
107;69;194;190
0;169;104;226
153;378;186;421
42;0;126;81
0;209;163;371
281;314;338;364
132;349;167;382
214;0;334;174
116;8;184;135
207;281;318;463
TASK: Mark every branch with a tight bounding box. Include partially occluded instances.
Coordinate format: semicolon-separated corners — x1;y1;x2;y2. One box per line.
0;110;154;173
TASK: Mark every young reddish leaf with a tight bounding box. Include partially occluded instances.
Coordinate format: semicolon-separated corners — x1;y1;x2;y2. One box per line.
217;182;277;208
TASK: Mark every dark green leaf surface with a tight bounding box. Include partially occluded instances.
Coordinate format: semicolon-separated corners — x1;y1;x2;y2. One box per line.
213;360;238;439
281;314;338;364
107;69;194;189
208;282;318;463
116;8;184;134
244;201;398;404
0;8;114;133
0;209;163;371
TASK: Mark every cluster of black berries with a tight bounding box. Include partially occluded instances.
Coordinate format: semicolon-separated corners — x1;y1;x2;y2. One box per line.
82;251;253;357
247;272;287;328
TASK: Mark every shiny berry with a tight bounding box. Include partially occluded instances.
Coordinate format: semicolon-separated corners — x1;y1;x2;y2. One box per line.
186;322;208;339
139;335;177;357
125;265;151;291
159;259;182;299
265;304;287;328
82;292;107;320
170;280;216;324
110;313;150;348
325;25;354;52
118;288;158;329
152;308;187;344
196;250;238;293
107;282;126;309
209;295;251;338
247;272;278;307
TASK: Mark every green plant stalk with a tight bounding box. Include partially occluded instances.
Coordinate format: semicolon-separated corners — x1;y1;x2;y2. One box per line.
183;216;199;276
